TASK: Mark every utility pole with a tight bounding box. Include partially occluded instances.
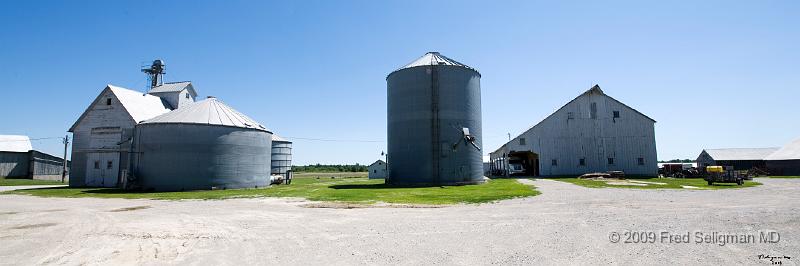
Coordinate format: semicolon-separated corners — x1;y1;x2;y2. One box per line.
61;135;69;183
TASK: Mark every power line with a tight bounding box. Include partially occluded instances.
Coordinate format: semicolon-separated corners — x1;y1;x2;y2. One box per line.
283;136;385;143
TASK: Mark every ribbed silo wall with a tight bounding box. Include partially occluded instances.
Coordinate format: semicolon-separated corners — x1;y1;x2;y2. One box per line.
133;124;272;191
271;141;292;174
387;65;483;185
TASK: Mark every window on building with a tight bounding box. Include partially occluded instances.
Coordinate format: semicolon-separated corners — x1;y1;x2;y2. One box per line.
94;161;99;169
590;102;597;119
608;157;615;165
107;161;113;169
551;159;558;166
373;170;377;173
637;157;645;165
185;93;190;99
613;111;620;118
106;98;112;105
567;112;574;120
519;138;526;145
579;158;585;166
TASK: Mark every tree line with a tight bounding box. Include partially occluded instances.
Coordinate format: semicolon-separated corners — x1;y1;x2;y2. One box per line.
292;164;368;172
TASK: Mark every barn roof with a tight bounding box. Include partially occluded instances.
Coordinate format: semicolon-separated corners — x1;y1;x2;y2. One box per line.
703;148;779;161
765;138;800;160
147;81;197;97
141;97;271;133
68;85;172;132
0;135;32;152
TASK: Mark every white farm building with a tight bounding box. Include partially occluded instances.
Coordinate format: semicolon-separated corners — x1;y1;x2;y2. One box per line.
489;85;658;177
368;160;387;179
68;83;186;187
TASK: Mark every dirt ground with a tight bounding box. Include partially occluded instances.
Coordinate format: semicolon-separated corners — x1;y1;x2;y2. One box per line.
1;178;798;265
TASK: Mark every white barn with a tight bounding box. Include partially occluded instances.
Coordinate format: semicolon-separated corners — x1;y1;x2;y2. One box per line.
368;160;387;179
68;83;194;187
489;85;658;177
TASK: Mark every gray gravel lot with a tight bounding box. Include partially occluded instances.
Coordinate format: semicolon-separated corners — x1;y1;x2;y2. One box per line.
1;178;797;265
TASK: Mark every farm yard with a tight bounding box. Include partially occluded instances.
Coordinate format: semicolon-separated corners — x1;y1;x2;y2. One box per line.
1;177;798;264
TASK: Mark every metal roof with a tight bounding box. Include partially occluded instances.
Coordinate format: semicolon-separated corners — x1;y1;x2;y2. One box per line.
703;148;779;161
272;134;291;143
141;97;271;132
766;138;800;160
0;135;32;152
108;85;173;123
147;81;197;97
389;52;478;76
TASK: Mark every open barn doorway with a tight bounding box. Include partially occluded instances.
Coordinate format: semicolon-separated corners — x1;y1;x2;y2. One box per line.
508;151;539;176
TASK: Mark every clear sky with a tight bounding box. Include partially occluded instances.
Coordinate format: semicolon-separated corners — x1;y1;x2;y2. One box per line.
1;1;798;165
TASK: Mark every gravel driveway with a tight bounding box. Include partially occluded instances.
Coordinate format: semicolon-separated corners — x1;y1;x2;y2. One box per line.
1;178;797;265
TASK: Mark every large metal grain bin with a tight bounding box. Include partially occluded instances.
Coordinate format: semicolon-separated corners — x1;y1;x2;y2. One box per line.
271;135;292;175
132;97;272;191
386;52;484;185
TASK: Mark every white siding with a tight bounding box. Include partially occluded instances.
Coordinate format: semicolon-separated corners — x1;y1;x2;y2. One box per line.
490;88;657;177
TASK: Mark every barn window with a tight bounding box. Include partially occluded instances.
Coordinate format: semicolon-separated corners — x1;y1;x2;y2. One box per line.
607;158;615;165
613;111;620;118
519;138;526;145
106;98;112;105
107;161;113;169
567;112;574;119
637;157;645;165
185;93;190;99
94;161;99;169
373;170;377;173
579;158;585;166
551;159;557;166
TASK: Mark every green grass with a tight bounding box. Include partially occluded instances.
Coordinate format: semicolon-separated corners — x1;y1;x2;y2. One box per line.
763;176;800;178
0;178;66;186
4;177;540;204
546;177;761;190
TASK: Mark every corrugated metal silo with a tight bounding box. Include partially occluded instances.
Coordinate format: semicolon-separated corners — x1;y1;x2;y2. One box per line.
271;135;292;175
132;97;273;191
386;52;484;185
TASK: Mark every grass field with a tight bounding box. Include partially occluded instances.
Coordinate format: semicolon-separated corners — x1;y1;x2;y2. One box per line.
4;177;539;204
292;172;368;178
547;177;761;189
0;178;66;186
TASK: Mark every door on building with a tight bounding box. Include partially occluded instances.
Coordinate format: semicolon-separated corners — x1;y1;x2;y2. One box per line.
85;153;119;187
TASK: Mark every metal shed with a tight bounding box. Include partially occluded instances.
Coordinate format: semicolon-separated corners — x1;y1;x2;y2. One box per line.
386;52;484;185
131;97;273;191
766;138;800;176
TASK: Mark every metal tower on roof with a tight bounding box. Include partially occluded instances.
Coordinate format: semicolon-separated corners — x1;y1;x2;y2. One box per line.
142;59;166;89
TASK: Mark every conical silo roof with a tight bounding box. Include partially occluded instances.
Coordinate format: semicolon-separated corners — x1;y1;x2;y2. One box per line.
389;52;478;76
141;97;271;132
272;134;292;143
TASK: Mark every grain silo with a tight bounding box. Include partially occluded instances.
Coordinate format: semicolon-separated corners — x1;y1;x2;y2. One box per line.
271;135;292;175
386;52;484;185
131;97;272;191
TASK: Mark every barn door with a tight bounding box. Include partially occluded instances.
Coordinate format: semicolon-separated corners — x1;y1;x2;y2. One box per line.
85;153;102;186
102;153;120;187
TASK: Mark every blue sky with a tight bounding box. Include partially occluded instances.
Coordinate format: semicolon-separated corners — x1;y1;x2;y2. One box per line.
1;1;798;165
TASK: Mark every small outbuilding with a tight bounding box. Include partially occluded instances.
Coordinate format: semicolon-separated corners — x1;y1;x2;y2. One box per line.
766;138;800;176
696;148;778;171
368;160;387;179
